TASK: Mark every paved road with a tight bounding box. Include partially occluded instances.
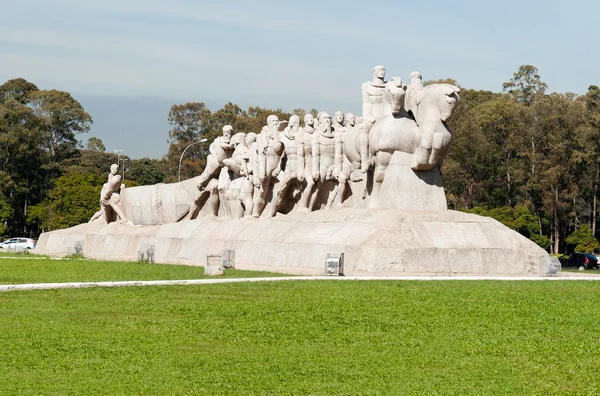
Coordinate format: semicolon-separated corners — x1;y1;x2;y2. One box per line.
2;274;600;292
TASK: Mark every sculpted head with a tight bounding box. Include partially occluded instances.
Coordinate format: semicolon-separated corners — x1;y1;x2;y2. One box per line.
289;115;300;127
304;113;314;127
334;111;344;125
110;163;119;175
421;84;461;122
222;125;234;143
231;132;246;146
245;132;257;146
318;111;332;128
410;71;423;81
344;113;356;127
373;65;386;80
266;115;279;128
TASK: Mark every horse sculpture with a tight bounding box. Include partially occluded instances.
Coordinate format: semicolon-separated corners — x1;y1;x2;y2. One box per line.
367;83;461;183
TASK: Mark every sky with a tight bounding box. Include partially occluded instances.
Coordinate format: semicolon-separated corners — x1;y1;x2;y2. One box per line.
1;0;599;159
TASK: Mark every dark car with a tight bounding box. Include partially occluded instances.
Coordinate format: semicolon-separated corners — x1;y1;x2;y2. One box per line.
558;253;599;270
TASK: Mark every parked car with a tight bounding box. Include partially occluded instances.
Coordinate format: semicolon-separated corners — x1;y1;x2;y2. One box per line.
558;252;599;270
0;237;36;250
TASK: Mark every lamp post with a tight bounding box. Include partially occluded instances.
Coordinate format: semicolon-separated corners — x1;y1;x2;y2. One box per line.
178;138;208;182
121;158;129;180
113;149;124;165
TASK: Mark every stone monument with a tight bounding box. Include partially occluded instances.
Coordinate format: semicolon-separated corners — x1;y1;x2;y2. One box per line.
34;67;553;276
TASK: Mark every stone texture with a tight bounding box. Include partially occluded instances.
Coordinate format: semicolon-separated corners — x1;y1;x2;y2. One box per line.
35;208;552;277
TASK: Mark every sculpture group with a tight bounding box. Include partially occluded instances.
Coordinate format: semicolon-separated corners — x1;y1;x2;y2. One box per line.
92;66;461;224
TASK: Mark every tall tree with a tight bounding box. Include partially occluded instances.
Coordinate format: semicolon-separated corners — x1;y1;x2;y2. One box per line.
502;65;548;106
86;136;105;152
28;89;92;159
164;102;212;181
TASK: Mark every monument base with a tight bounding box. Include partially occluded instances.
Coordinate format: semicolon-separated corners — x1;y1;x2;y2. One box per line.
34;208;553;277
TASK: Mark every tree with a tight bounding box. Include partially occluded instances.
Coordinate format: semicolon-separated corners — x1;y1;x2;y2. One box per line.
565;224;600;253
424;78;461;87
502;65;548;106
86;136;105;152
29;171;105;231
0;78;39;104
168;102;212;143
579;85;600;237
28;89;92;159
127;158;166;185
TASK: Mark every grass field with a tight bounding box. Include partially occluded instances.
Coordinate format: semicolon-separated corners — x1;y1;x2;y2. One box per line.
0;254;283;284
2;262;600;395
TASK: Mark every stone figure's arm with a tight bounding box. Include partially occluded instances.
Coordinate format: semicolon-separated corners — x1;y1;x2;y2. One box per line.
257;136;267;181
333;133;344;178
362;83;372;118
312;133;320;180
297;138;305;181
208;141;218;158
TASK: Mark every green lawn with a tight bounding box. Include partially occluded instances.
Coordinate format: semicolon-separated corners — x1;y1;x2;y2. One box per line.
0;255;284;284
1;280;600;395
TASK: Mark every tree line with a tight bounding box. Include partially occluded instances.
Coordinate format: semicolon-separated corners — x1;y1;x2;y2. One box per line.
2;65;600;253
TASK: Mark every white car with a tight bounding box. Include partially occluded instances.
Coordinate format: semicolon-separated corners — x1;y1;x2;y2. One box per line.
0;237;36;250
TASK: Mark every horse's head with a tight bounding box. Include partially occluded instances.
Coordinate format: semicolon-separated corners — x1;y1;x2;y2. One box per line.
417;84;461;123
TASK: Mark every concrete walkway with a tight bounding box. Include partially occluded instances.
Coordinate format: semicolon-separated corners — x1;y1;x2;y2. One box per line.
2;274;600;292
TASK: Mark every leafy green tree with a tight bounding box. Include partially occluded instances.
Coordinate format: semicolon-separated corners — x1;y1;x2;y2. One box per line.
565;224;600;253
164;102;212;181
28;89;92;159
424;78;461;87
502;65;548;106
86;136;105;152
30;172;105;231
127;158;166;185
465;205;550;250
0;78;39;104
579;85;600;237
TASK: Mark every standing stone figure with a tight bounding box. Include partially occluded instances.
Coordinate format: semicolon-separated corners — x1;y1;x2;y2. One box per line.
252;115;285;217
332;112;357;208
311;112;337;209
220;132;251;218
266;115;305;217
296;113;318;212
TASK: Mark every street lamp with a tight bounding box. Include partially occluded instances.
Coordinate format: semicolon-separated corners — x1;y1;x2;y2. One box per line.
121;158;129;179
178;138;208;182
113;149;124;165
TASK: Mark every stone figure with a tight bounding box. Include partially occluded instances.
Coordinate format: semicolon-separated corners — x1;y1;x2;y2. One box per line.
220;132;250;218
181;125;234;220
331;112;357;208
252;115;286;217
90;163;130;225
196;125;235;191
362;65;391;121
332;111;345;131
265;115;305;217
359;66;405;176
311;112;337;209
296;113;318;212
238;132;257;216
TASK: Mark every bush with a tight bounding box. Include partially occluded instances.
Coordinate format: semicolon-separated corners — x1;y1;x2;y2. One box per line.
565;224;600;253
